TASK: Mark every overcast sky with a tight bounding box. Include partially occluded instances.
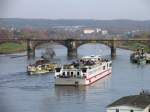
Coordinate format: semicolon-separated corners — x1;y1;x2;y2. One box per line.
0;0;150;20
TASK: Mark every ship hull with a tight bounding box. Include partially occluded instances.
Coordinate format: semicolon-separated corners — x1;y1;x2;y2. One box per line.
55;68;111;86
28;70;51;75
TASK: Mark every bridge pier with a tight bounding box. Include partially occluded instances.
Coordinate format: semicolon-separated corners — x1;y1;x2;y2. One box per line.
68;48;77;58
110;46;116;59
27;39;35;59
67;40;77;58
110;38;116;59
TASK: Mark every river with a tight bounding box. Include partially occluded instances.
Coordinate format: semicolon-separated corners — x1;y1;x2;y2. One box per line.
0;44;150;112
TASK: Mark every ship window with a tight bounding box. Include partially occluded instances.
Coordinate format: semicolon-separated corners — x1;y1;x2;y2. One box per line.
63;72;65;76
77;71;80;76
67;72;70;76
103;66;105;70
56;68;61;72
71;72;74;77
82;68;87;73
109;63;112;67
116;109;119;112
130;110;134;112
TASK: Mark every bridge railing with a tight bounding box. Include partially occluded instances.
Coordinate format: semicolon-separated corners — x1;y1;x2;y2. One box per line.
0;37;150;41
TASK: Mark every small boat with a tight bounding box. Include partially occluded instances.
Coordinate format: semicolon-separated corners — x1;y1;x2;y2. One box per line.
54;55;112;86
138;57;146;65
130;48;147;64
27;59;58;75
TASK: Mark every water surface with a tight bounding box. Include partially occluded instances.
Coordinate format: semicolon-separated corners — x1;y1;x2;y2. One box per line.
0;44;150;112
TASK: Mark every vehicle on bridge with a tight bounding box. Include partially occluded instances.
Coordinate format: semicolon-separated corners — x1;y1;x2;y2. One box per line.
54;55;112;86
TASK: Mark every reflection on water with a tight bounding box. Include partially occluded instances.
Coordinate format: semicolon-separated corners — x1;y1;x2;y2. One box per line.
55;75;111;98
0;44;150;112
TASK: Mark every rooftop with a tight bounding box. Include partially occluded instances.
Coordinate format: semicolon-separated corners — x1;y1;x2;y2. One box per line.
107;94;150;109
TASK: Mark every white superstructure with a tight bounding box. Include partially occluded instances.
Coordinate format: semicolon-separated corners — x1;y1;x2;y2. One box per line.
54;55;112;86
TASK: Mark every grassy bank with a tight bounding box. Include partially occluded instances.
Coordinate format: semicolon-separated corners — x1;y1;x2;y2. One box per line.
120;42;150;52
0;42;27;54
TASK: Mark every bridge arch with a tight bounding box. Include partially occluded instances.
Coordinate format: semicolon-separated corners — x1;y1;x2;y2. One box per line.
77;43;111;56
33;41;68;49
75;40;116;58
33;41;68;58
76;41;111;49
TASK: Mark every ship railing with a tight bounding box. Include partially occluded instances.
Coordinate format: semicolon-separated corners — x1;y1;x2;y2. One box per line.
57;74;86;79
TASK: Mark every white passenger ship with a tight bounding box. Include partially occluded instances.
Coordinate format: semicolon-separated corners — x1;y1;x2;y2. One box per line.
54;55;112;86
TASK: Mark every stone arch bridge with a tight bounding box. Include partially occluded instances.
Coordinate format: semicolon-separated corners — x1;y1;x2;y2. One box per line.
22;38;117;59
0;38;150;59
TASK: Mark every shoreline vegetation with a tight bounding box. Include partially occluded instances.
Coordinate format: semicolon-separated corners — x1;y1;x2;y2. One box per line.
0;42;27;54
120;42;150;53
0;42;149;55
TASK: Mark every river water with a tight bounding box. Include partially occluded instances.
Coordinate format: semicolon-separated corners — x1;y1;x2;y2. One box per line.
0;44;150;112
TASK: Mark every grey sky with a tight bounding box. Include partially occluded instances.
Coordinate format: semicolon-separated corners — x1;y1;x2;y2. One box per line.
0;0;150;20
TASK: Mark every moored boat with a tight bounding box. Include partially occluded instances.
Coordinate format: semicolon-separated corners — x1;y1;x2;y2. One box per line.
27;59;58;75
54;55;112;86
130;48;147;64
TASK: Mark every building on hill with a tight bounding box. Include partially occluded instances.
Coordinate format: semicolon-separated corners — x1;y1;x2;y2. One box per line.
83;28;95;34
101;30;108;35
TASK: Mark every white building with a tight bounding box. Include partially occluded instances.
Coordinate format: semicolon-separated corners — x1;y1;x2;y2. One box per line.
101;30;108;35
107;94;150;112
96;28;102;33
83;28;95;34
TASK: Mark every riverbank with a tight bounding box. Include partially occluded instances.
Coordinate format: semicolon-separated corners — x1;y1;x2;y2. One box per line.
119;42;150;52
0;42;27;54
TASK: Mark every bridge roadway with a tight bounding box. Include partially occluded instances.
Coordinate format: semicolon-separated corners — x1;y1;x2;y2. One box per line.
1;38;150;41
0;38;150;59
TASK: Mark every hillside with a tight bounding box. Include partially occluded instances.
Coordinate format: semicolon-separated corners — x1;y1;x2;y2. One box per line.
0;18;150;32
